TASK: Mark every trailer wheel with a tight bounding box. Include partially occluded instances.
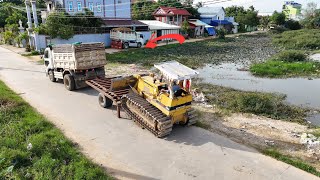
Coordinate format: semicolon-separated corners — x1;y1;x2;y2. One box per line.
123;43;129;49
63;74;75;91
137;42;142;48
98;93;112;108
48;70;56;82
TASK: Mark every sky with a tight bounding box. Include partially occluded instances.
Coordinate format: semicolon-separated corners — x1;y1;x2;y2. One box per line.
194;0;318;15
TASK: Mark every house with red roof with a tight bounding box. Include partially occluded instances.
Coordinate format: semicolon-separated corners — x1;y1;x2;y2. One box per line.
152;6;191;26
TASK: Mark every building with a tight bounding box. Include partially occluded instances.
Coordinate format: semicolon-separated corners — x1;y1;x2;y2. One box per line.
282;1;302;20
44;0;131;19
139;20;180;41
188;19;215;36
198;6;238;33
26;0;150;50
153;6;191;26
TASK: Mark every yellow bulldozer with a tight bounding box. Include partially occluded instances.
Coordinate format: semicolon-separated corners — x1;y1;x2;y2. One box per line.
86;61;199;137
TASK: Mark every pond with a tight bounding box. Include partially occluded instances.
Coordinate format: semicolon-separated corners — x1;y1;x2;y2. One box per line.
198;63;320;125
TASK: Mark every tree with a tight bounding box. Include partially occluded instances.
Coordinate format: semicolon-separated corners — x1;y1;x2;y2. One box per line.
132;0;158;20
270;11;286;25
44;12;74;39
301;2;320;29
259;16;270;30
225;6;259;32
181;19;189;34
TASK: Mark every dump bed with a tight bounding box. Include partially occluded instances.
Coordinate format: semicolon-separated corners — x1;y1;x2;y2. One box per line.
110;28;137;41
52;42;106;70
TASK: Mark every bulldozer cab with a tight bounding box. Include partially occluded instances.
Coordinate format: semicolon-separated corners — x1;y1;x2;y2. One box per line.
154;61;199;99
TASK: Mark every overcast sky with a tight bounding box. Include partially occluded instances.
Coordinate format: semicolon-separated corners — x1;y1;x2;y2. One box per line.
194;0;318;15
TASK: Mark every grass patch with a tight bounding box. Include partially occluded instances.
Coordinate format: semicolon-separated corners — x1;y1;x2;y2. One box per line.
262;148;320;177
106;33;276;68
195;83;307;123
250;61;320;78
0;80;112;179
273;29;320;50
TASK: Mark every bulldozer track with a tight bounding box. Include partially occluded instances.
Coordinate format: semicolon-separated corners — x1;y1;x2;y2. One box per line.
122;93;173;138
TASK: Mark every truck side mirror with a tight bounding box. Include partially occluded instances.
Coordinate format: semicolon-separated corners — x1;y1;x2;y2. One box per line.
40;55;43;59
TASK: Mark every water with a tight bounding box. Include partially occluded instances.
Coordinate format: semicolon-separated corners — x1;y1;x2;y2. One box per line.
198;63;320;125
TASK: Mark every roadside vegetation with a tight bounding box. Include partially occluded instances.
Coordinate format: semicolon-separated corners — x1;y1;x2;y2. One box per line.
195;83;308;124
262;148;320;177
0;80;112;179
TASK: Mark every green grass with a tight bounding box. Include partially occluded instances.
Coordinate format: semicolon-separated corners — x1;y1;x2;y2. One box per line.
262;148;320;177
250;61;320;78
0;80;112;179
195;83;307;123
273;29;320;50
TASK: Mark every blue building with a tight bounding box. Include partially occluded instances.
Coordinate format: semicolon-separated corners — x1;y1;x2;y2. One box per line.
198;6;238;33
48;0;131;19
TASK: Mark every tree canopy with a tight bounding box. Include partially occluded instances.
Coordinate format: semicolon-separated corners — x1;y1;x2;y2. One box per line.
270;11;286;25
225;6;259;32
36;9;104;39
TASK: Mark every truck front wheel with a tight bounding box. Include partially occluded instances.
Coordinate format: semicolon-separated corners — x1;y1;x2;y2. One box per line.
137;42;142;48
48;70;56;82
63;74;75;91
123;43;129;49
98;93;112;108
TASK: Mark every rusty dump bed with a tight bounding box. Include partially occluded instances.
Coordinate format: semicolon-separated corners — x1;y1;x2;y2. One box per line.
86;77;130;105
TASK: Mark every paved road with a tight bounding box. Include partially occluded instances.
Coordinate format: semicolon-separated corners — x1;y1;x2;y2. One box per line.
0;47;317;180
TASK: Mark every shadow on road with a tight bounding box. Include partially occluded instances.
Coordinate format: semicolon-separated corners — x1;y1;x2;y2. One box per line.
106;167;159;180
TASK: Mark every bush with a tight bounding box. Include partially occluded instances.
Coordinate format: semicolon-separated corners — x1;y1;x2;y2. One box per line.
272;50;307;62
269;26;288;34
30;50;40;55
216;28;226;39
284;20;301;30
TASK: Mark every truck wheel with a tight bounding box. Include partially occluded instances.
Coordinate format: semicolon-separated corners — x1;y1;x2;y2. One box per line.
48;70;56;82
123;43;129;49
137;42;142;48
63;74;75;91
98;93;112;108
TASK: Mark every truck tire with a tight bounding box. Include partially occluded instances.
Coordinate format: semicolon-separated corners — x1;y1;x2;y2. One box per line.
98;93;112;108
63;74;75;91
137;42;142;48
48;70;56;82
123;43;129;49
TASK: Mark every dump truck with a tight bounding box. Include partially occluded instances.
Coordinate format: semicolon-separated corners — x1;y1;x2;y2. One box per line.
43;42;106;91
86;61;199;137
110;28;145;49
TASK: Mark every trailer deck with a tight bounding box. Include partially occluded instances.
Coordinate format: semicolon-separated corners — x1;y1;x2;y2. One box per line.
86;77;131;117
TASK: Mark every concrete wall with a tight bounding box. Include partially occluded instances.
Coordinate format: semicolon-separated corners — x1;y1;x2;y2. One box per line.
36;31;150;49
37;33;111;49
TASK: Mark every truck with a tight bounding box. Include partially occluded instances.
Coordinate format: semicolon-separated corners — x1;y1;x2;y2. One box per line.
110;28;145;49
43;42;107;91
